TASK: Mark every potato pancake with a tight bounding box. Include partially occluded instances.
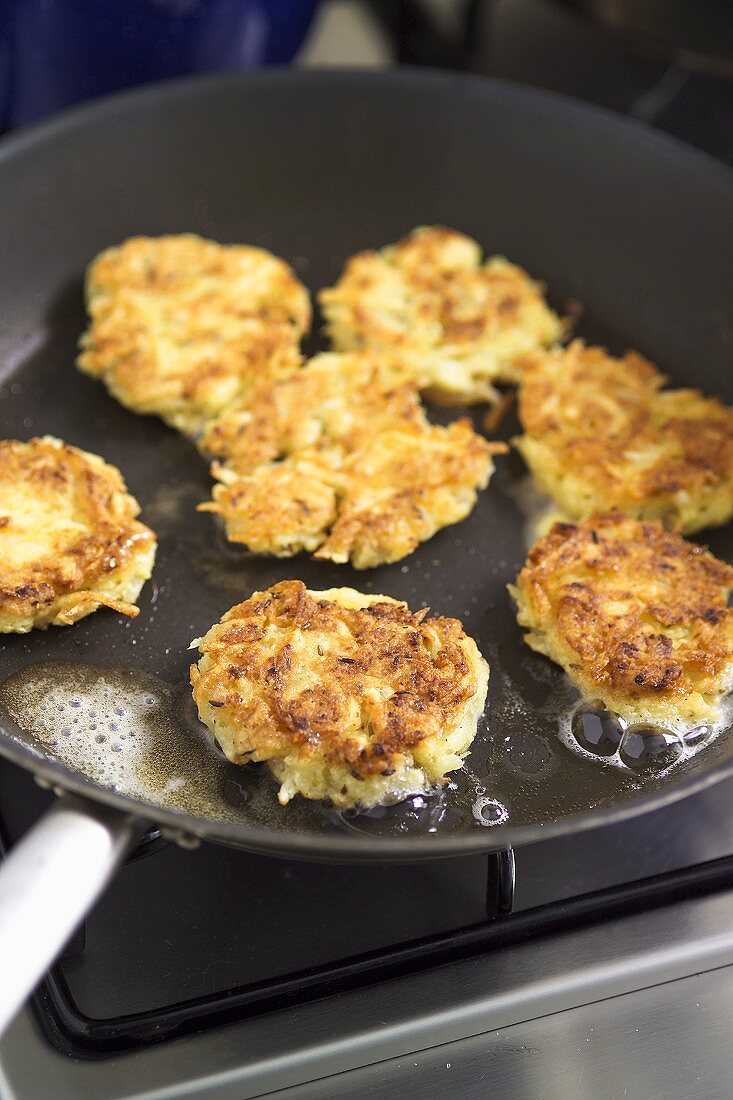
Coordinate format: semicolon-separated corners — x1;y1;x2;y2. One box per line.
516;341;733;534
0;436;156;632
78;234;311;436
191;580;489;808
200;351;504;568
319;225;564;404
511;512;733;726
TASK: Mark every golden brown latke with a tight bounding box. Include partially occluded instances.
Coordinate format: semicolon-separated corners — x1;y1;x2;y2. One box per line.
200;351;504;569
0;436;156;633
77;234;311;436
515;341;733;534
319;225;565;404
511;512;733;726
190;580;489;808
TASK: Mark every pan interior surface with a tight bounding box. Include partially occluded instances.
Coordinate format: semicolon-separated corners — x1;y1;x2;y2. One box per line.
0;69;732;860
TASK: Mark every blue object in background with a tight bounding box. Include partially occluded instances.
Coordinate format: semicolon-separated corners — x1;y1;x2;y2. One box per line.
0;0;319;129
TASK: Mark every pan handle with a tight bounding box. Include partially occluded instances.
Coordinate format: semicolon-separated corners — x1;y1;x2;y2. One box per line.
0;792;142;1036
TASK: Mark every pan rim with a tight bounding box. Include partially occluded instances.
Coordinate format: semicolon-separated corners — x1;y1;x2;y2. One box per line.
1;66;733;861
1;65;732;192
3;716;733;861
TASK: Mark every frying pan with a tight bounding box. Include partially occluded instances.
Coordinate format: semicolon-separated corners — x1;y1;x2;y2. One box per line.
0;68;732;1034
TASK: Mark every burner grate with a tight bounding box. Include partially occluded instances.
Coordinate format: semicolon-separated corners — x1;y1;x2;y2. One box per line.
30;846;733;1056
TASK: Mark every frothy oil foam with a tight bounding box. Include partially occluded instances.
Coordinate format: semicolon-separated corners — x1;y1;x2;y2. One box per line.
0;660;254;824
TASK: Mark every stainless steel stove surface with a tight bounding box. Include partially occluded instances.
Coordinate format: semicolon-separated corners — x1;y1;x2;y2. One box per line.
2;750;733;1100
3;7;733;1100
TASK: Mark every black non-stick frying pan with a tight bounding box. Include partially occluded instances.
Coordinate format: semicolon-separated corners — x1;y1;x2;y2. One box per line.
0;68;732;1032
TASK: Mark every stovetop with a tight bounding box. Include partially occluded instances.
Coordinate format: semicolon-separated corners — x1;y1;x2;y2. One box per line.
482;0;733;165
2;5;733;1098
4;752;733;1065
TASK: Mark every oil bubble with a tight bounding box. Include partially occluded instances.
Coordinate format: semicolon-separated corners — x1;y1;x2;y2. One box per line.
473;796;509;827
619;726;683;774
571;705;625;757
684;725;710;747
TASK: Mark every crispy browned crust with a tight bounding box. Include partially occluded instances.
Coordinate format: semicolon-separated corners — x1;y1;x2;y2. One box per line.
515;341;733;533
0;437;156;629
190;580;481;778
319;225;565;402
77;234;311;436
512;511;733;722
200;352;504;568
